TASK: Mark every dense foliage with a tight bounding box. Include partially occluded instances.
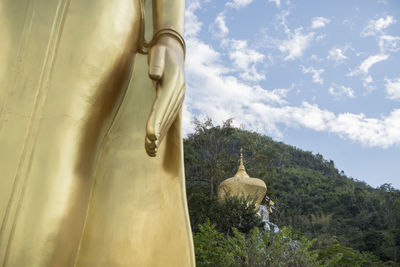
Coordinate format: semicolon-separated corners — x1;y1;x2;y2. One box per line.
187;186;264;235
194;221;319;267
184;119;400;265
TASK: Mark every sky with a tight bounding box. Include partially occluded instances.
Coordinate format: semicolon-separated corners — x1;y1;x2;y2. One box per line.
182;0;400;189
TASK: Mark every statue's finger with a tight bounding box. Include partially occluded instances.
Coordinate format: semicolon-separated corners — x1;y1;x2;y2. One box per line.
159;94;184;143
148;45;166;81
145;66;179;156
145;89;159;141
159;83;185;141
145;135;158;157
151;66;179;130
158;72;183;130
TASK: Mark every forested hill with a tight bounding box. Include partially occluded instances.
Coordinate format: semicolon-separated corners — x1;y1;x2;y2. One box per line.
184;119;400;264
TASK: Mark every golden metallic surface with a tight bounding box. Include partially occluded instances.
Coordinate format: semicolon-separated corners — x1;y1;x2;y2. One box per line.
0;0;194;266
218;151;267;207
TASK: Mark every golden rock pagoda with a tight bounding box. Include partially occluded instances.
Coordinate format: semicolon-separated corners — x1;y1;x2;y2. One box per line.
218;149;267;207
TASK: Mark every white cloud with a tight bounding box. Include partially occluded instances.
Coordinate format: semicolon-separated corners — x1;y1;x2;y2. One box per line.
312;17;331;29
271;86;292;100
185;34;400;148
348;54;388;91
362;75;375;92
385;78;400;100
327;48;347;64
329;85;355;98
301;66;324;84
227;0;254;8
239;67;266;82
184;1;202;38
364;75;373;84
379;35;400;53
277;9;291;35
186;40;282;105
373;16;395;30
348;54;389;76
327;110;400;148
183;0;400;149
279;28;314;60
227;39;266;82
359;54;389;73
268;0;281;8
244;103;400;148
212;13;229;38
362;15;397;37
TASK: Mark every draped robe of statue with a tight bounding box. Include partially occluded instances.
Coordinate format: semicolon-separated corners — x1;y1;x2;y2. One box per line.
0;0;195;266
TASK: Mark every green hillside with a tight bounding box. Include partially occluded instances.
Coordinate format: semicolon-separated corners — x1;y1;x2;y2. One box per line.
184;119;400;265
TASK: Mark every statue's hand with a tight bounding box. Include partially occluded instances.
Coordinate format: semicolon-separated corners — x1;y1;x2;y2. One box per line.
145;35;185;157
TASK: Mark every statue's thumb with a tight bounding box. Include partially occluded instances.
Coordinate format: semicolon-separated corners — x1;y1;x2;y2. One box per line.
148;45;166;81
145;93;160;157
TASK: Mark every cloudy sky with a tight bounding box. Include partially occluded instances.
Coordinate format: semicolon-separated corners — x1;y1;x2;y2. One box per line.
182;0;400;188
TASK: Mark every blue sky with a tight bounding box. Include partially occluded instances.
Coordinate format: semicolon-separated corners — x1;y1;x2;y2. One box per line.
182;0;400;188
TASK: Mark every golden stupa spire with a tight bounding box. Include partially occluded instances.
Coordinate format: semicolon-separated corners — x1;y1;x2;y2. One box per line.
235;148;249;177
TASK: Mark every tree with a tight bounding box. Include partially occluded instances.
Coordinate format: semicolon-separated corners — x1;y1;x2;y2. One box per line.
194;223;321;267
185;118;276;199
185;120;400;264
193;220;234;267
187;186;263;235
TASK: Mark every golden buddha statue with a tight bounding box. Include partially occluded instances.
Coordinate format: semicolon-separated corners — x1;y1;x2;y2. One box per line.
218;150;267;207
0;0;194;266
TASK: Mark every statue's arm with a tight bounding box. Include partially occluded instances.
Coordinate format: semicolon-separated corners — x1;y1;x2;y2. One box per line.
145;0;186;157
153;0;184;36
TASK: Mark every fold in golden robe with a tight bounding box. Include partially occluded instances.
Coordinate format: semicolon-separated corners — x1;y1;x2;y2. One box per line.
0;0;195;266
